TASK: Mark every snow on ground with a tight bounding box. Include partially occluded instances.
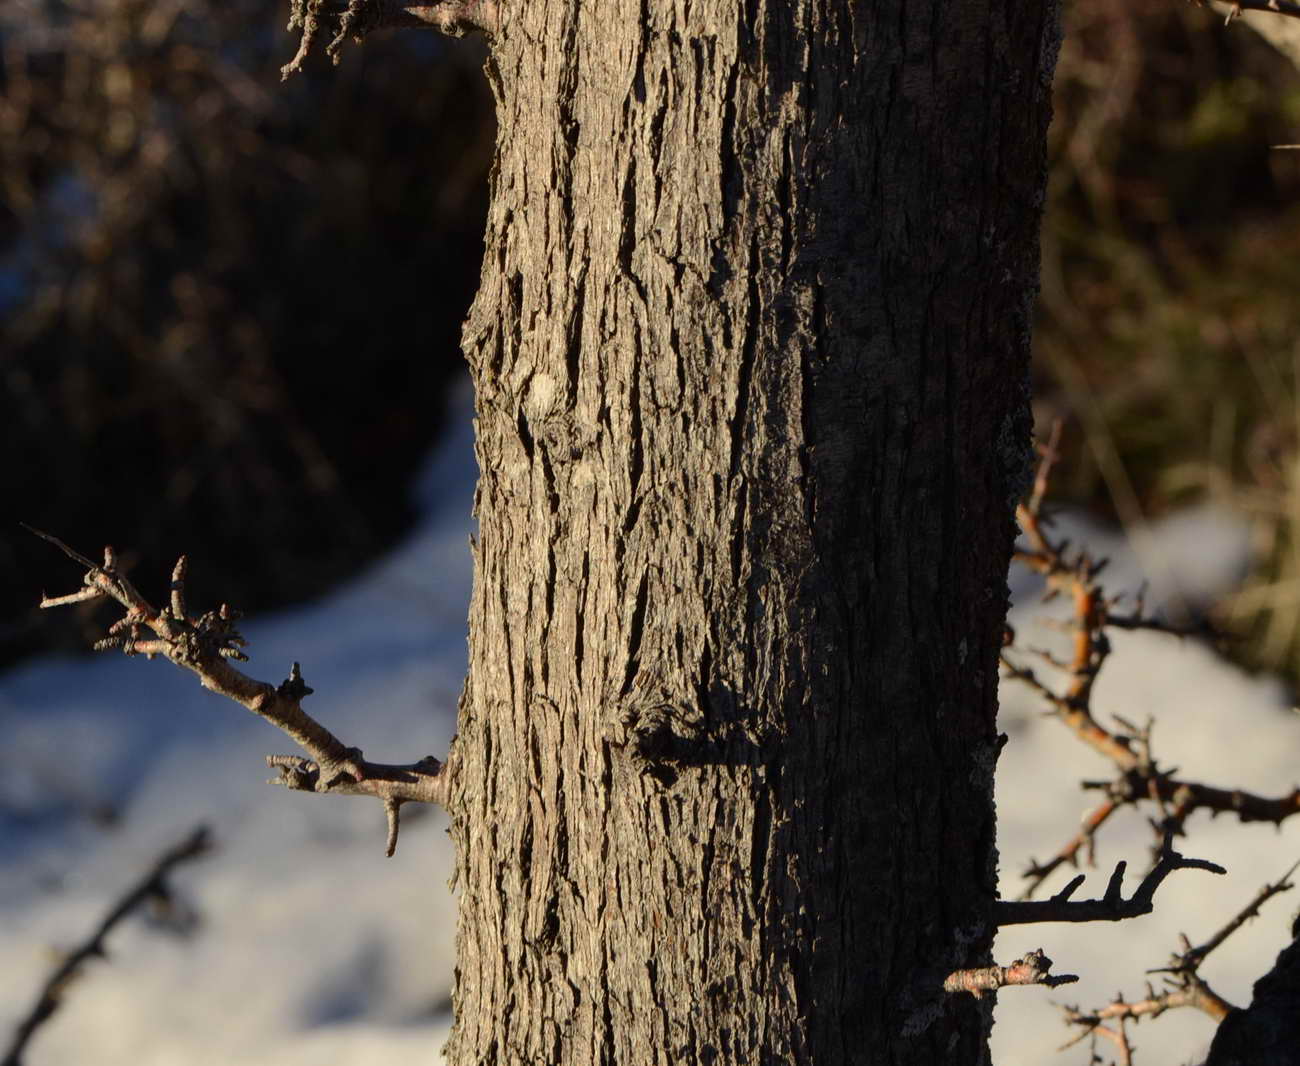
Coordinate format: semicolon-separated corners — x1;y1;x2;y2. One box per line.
993;507;1300;1065
0;380;476;1066
2;381;1297;1065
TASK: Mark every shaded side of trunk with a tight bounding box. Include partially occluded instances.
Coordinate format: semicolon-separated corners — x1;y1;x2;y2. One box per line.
448;3;1059;1063
1207;930;1300;1066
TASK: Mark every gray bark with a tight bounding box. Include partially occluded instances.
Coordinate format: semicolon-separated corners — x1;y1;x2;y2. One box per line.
446;2;1060;1064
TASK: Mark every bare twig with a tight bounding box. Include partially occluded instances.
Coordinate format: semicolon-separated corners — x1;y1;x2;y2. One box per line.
1156;859;1299;976
1;826;211;1066
28;528;452;855
1058;862;1299;1052
1205;0;1300;24
943;948;1079;998
1007;429;1300;1054
1062;977;1232;1035
996;837;1226;926
1060;1016;1136;1066
281;0;498;77
1004;449;1300;895
1018;798;1118;900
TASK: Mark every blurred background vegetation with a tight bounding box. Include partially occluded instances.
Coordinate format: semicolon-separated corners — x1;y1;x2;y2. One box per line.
0;0;494;666
5;0;1300;688
1035;0;1300;689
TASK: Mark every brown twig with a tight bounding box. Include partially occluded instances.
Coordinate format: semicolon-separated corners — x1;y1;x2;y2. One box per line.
1062;977;1231;1036
1007;428;1300;1055
1;826;211;1066
1018;798;1118;900
943;948;1079;998
1207;0;1300;24
1060;1015;1136;1066
27;527;451;855
1057;862;1299;1053
281;0;498;77
1005;439;1300;898
1155;859;1299;977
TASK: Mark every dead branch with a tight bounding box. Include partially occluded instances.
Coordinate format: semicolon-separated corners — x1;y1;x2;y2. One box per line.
1;826;210;1066
995;837;1226;926
1058;1015;1136;1066
1155;860;1298;978
281;0;498;77
1062;977;1232;1034
1206;0;1300;24
1018;798;1118;900
1058;861;1299;1056
1004;435;1300;909
28;527;451;855
943;948;1079;998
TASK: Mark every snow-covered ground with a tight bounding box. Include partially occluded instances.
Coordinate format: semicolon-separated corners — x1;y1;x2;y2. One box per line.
0;382;476;1066
2;379;1297;1065
994;507;1300;1064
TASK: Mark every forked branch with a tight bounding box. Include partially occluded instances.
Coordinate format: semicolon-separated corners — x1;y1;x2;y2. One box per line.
27;526;451;855
1059;860;1299;1053
996;838;1226;926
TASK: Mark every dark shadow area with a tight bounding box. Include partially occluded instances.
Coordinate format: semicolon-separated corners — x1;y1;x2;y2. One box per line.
0;0;494;668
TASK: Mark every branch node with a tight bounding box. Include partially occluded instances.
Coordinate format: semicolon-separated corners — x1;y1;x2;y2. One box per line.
279;661;315;701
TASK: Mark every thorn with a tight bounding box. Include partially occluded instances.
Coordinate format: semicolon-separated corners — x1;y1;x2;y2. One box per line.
171;556;189;620
384;798;402;857
1104;861;1127;906
1054;874;1086;902
21;524;102;571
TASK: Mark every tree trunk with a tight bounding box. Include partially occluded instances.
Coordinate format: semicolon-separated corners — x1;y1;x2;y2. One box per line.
448;2;1059;1063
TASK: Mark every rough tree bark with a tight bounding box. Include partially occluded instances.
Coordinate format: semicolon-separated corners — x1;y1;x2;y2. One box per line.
448;2;1060;1064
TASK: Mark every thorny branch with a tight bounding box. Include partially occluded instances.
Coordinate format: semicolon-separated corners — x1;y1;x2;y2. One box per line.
1058;861;1298;1050
1002;425;1300;1058
281;0;498;78
1004;432;1300;903
995;836;1226;926
1;826;210;1066
27;526;451;855
1204;0;1300;24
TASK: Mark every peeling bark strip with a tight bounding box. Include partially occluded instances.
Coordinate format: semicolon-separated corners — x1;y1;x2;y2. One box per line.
450;2;1059;1065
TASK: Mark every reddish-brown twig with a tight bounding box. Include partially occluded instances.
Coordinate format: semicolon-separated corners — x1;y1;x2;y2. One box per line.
281;0;498;78
1005;438;1299;899
1210;0;1300;24
1057;861;1298;1055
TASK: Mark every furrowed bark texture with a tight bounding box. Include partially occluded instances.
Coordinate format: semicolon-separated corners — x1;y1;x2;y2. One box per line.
449;2;1058;1064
